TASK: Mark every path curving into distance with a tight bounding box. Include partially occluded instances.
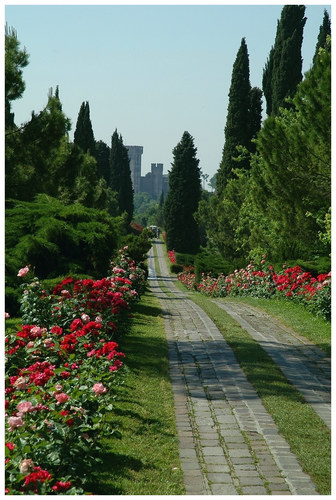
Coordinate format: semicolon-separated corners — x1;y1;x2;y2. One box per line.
147;240;330;495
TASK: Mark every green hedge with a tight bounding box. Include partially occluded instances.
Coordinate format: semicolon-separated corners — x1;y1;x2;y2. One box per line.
194;253;245;283
5;194;120;316
175;252;195;267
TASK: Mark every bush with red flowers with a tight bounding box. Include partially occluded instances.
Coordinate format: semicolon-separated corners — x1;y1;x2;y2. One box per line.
178;256;331;320
5;247;147;494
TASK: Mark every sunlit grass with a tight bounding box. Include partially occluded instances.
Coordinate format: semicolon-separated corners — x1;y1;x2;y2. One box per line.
86;291;185;495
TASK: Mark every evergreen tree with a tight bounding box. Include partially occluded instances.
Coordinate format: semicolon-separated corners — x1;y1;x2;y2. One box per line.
5;25;29;129
74;101;96;156
248;87;263;154
216;38;261;195
313;9;331;63
95;140;110;185
250;38;331;260
110;129;134;225
164;131;201;253
5;88;71;200
262;5;306;116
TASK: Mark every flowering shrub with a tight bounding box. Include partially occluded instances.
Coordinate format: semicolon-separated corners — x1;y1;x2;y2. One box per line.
5;249;147;494
178;257;331;320
168;250;176;264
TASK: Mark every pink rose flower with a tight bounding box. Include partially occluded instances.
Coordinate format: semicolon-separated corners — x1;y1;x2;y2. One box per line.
13;376;27;390
8;416;24;431
17;266;30;277
81;313;90;323
20;458;35;473
43;338;54;347
5;312;10;319
17;401;34;413
92;383;107;395
55;393;69;404
95;315;102;323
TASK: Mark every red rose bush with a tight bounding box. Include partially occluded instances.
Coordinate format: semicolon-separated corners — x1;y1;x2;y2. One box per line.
5;247;147;494
178;257;331;320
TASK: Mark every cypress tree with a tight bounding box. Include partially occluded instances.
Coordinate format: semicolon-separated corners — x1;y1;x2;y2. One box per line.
74;101;96;156
262;5;306;116
217;38;261;195
248;87;263;154
313;9;331;63
164;131;201;253
110;129;134;225
95;140;110;185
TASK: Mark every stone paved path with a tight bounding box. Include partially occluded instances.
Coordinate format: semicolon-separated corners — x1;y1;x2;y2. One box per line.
147;241;330;495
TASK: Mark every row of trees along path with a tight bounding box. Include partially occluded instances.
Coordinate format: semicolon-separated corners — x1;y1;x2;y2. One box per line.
147;239;330;495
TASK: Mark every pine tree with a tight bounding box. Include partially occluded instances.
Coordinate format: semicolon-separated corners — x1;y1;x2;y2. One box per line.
262;5;306;116
164;131;201;253
5;25;29;129
216;38;261;195
110;129;134;225
74;101;96;156
313;9;331;63
251;38;331;260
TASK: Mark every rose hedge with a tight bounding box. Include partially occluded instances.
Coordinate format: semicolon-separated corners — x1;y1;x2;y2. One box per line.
178;257;331;320
5;247;147;495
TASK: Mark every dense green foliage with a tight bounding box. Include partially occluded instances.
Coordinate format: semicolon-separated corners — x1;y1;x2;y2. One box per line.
5;195;120;314
95;140;111;185
110;130;134;225
197;10;331;267
74;101;96;156
164;131;201;254
249;38;331;261
5;25;29;128
262;5;306;116
217;38;262;194
313;9;331;62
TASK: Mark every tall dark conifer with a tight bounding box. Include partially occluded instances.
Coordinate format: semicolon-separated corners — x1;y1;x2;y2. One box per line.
248;87;263;154
164;131;201;253
95;140;110;185
74;101;96;156
217;38;261;195
313;9;331;63
110;129;134;225
262;5;306;116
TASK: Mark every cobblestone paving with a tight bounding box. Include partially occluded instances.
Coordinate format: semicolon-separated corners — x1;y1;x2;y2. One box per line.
147;241;329;495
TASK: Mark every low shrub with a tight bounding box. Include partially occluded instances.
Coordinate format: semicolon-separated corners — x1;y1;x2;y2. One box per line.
175;252;195;267
170;264;184;274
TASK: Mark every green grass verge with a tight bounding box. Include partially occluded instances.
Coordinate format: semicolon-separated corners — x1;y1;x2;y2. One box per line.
220;296;331;356
86;290;185;495
188;292;331;495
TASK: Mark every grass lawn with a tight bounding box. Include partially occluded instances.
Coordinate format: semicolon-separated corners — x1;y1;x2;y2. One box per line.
188;292;331;495
86;290;185;495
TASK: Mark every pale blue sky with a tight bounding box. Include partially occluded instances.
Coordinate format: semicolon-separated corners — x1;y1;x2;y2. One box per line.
5;1;331;178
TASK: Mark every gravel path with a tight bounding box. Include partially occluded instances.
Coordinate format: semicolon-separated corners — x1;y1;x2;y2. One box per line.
147;241;329;495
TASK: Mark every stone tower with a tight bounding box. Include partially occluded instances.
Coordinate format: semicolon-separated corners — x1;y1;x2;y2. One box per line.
126;145;143;193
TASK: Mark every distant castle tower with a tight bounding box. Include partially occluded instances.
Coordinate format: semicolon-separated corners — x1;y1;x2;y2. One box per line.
140;163;168;199
126;145;143;193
